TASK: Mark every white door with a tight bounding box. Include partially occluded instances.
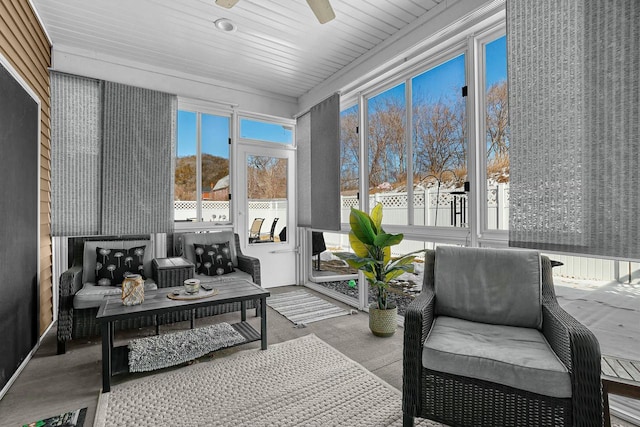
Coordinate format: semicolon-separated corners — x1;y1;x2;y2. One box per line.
236;144;296;288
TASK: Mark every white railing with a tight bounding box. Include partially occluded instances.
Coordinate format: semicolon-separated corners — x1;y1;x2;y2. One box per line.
339;183;509;229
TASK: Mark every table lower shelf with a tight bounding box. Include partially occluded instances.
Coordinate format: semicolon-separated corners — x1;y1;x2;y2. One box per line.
110;321;262;376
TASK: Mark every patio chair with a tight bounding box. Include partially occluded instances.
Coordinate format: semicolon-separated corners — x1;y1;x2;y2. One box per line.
403;246;603;427
312;231;326;270
268;218;279;241
248;218;264;243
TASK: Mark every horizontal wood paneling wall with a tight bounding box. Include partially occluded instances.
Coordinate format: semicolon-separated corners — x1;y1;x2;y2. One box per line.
0;0;52;335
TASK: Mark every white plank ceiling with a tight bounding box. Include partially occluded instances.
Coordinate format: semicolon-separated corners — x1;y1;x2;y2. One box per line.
33;0;446;99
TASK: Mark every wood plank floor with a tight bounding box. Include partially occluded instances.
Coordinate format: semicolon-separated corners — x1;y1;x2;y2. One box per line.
0;286;402;427
0;285;635;426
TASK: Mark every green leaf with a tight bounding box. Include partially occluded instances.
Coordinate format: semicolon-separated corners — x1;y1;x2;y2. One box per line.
345;257;373;270
349;208;376;245
384;263;416;281
384;269;405;281
335;251;357;261
374;232;403;248
383;246;391;264
370;203;383;230
388;255;416;268
349;231;370;258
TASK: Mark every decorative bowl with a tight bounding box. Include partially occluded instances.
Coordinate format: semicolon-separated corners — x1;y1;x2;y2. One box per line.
184;278;200;294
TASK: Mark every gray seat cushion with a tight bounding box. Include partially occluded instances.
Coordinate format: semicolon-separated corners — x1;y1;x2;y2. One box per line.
435;246;542;329
422;316;571;398
74;279;158;309
82;240;154;285
182;231;238;267
193;269;253;285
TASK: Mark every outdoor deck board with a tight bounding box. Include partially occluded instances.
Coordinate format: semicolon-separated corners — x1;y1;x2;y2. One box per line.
601;357;617;377
618;359;640;382
601;355;640;427
604;356;634;381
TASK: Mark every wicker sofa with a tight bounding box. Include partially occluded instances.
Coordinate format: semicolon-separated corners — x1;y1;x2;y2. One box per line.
57;232;261;355
402;247;603;427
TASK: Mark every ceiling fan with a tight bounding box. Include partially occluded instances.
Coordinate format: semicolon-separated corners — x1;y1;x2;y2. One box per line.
215;0;336;24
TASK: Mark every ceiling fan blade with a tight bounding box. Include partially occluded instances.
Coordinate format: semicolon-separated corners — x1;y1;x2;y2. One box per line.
215;0;240;8
306;0;336;24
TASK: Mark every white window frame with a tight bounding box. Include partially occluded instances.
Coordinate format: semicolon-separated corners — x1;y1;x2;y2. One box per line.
175;98;234;232
336;12;508;249
472;24;509;247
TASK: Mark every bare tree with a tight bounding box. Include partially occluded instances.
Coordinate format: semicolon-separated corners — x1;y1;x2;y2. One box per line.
412;96;466;180
367;95;406;188
247;156;287;199
340;108;359;192
339;92;467;191
486;80;509;182
486;80;509;159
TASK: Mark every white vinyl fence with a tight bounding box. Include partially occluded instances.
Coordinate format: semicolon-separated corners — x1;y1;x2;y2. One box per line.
174;185;640;283
340;184;509;229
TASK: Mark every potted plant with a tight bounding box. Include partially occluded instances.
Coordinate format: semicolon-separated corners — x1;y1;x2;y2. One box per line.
338;203;423;337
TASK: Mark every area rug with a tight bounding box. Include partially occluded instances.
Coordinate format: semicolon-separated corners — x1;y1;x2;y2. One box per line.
95;334;440;427
267;289;350;326
128;322;246;372
22;407;86;427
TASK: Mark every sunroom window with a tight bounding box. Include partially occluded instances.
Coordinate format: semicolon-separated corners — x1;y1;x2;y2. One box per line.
174;110;231;224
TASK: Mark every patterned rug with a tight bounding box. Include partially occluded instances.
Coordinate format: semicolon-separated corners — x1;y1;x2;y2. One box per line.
267;289;350;326
128;322;246;372
94;334;441;427
22;407;86;427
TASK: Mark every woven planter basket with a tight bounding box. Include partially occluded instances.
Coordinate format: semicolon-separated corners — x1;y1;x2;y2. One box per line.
368;303;397;337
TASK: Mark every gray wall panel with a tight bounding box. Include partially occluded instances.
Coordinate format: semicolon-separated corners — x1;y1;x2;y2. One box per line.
507;0;640;259
101;82;175;235
50;72;102;236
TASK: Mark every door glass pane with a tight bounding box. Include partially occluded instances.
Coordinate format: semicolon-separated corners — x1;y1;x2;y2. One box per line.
247;155;287;244
485;36;509;230
340;105;359;223
175;110;197;221
367;82;407;225
201;114;230;223
308;230;358;289
240;118;293;144
411;54;467;227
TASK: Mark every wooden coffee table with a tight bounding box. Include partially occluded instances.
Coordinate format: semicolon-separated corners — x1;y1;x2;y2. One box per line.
96;278;269;392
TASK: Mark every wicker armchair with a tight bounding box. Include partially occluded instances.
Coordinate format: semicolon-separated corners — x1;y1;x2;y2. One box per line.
57;233;261;355
177;231;262;318
403;248;603;427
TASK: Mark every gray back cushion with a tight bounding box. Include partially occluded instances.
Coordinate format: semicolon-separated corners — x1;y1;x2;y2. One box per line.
434;246;542;329
182;231;238;267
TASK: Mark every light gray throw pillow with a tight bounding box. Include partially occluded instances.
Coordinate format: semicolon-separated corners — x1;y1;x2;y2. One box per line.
434;246;542;329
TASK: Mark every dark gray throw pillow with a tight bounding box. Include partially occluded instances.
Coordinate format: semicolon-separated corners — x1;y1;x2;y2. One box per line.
194;242;234;276
96;245;146;286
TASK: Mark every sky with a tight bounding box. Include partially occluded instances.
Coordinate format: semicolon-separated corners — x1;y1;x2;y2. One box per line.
367;35;507;110
177;113;292;158
178;36;507;157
